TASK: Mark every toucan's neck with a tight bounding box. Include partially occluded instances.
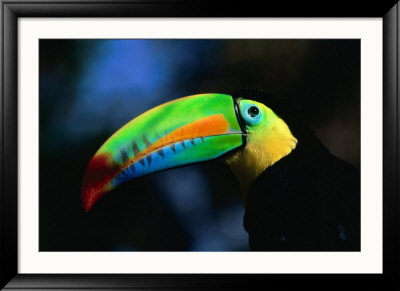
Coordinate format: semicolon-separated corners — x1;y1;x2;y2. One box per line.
225;126;297;205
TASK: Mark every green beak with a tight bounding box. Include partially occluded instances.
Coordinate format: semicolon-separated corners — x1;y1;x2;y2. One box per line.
81;93;245;211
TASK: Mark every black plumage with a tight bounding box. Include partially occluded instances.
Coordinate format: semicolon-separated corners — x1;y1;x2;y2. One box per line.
236;89;360;251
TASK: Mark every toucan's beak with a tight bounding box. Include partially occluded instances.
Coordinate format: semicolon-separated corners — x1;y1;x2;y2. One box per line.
81;93;245;211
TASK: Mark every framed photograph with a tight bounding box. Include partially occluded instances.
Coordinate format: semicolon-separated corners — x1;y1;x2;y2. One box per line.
1;1;399;289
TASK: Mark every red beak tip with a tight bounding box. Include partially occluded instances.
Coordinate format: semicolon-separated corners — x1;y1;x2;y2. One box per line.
81;153;118;212
81;193;93;212
81;184;108;213
82;202;91;212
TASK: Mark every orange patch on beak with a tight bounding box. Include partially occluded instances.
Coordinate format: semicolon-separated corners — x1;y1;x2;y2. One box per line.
152;113;230;148
120;114;231;169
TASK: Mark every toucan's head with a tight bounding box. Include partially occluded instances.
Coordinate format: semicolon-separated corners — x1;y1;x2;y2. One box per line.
81;91;297;211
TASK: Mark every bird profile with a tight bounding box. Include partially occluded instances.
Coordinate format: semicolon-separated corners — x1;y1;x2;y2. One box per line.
81;89;360;251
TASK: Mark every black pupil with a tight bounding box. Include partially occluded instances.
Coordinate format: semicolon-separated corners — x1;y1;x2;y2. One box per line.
248;106;259;117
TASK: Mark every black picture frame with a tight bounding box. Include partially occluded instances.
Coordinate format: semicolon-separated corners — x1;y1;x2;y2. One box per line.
1;1;399;289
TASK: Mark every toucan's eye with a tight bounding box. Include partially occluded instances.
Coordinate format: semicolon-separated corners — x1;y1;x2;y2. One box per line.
248;106;259;117
239;101;263;126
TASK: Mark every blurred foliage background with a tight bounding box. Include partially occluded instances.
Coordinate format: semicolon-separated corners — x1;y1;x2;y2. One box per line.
39;39;360;251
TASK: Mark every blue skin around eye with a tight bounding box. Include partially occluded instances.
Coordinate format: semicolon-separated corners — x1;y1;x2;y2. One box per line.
240;103;263;126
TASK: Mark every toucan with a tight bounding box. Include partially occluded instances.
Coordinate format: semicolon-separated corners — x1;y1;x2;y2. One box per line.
81;89;360;251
